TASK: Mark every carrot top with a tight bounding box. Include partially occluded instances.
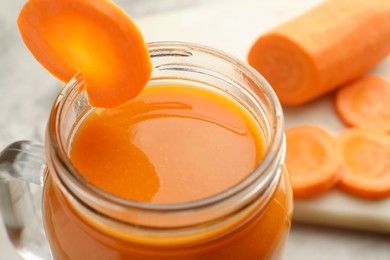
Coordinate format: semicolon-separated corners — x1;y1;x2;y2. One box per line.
18;0;152;108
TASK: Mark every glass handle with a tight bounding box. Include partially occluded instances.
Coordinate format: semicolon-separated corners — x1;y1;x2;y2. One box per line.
0;141;51;260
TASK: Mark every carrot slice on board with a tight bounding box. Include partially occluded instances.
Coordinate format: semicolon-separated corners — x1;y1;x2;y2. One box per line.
18;0;152;108
285;125;341;198
335;75;390;132
247;0;390;106
337;128;390;199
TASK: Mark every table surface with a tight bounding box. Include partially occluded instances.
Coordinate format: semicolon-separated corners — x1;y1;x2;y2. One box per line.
0;0;389;259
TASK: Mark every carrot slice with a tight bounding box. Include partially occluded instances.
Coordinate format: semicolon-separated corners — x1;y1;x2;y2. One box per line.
285;125;341;198
17;0;152;108
248;0;390;106
337;128;390;199
335;75;390;132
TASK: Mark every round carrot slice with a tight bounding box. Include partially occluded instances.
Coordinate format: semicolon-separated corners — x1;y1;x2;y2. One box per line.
337;128;390;199
285;125;341;198
335;75;390;132
17;0;152;108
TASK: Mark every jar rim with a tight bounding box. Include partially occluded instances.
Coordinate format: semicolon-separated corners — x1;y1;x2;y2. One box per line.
48;41;285;215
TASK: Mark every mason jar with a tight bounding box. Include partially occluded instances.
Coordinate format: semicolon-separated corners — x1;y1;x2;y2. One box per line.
0;41;293;260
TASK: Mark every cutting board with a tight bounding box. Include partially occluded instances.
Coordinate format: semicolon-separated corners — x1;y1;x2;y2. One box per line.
136;0;390;233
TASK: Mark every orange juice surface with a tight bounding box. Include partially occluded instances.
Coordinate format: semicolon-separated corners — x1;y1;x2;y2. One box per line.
70;84;264;203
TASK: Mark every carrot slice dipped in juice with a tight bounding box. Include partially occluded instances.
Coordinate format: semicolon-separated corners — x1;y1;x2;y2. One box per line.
285;125;341;198
17;0;152;108
335;75;390;132
248;0;390;106
337;128;390;200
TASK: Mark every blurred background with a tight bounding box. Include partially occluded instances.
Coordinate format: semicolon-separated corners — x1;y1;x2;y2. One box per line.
1;0;390;259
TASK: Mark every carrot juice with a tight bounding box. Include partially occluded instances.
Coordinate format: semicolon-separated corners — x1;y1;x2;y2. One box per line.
70;84;264;203
43;83;291;259
42;42;292;260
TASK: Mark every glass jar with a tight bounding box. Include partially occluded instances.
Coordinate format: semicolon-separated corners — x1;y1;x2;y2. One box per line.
0;41;292;259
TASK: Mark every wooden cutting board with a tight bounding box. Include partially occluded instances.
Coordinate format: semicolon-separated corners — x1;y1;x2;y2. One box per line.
136;0;390;233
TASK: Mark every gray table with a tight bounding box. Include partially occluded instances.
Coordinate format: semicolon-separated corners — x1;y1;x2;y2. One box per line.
0;1;389;259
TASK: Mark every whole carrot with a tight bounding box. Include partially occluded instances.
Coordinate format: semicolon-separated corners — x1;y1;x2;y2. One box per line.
248;0;390;106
